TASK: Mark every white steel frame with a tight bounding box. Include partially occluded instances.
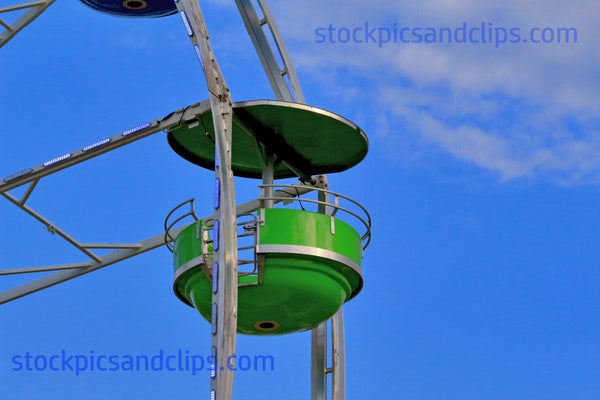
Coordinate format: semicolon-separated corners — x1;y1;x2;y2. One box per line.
0;0;56;48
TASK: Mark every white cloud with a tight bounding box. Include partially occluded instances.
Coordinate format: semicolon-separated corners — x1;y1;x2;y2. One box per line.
256;0;600;184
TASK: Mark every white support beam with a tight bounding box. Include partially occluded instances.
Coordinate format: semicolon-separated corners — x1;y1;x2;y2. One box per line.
80;243;144;249
1;191;103;263
0;263;93;276
311;322;328;400
331;307;346;400
312;175;330;400
0;1;49;13
0;101;228;193
0;0;56;49
19;179;38;205
255;0;305;102
234;0;305;103
174;1;238;399
0;225;187;305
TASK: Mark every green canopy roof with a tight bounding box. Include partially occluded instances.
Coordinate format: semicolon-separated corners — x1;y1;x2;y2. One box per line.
167;99;368;179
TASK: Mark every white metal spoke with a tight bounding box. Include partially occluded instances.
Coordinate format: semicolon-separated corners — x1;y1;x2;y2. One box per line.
79;243;144;249
0;0;56;48
173;1;239;398
0;224;187;305
1;191;103;263
0;262;93;276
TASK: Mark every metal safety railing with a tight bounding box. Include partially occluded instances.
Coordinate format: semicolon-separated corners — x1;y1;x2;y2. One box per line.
164;200;261;285
257;184;372;249
201;214;260;285
164;198;199;252
164;183;371;284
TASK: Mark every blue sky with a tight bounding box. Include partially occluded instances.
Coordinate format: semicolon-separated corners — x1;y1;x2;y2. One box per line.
1;0;599;399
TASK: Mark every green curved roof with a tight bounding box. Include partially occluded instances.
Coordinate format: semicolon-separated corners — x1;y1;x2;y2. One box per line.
167;99;368;179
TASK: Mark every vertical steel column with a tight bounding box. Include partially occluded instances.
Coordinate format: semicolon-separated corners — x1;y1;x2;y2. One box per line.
311;322;327;400
311;175;329;400
260;153;275;209
174;1;238;400
331;308;346;400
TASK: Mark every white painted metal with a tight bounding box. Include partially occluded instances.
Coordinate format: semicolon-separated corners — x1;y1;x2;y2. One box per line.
173;2;238;399
0;224;188;305
261;161;275;208
312;175;330;400
0;118;163;192
0;0;55;48
79;243;144;249
255;0;305;102
311;322;328;400
234;0;305;103
255;244;362;276
19;179;39;205
331;308;346;400
1;191;103;263
0;263;93;276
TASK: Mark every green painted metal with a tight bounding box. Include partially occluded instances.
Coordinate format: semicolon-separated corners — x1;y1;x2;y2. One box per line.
259;208;363;267
172;221;205;272
167;100;368;179
172;209;363;335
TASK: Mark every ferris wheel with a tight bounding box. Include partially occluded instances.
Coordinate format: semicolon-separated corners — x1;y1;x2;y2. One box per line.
0;1;371;399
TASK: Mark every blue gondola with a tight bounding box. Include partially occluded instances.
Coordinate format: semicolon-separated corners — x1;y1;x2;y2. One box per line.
78;0;178;18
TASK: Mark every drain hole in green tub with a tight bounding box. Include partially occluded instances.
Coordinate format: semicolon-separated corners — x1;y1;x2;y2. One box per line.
254;320;280;331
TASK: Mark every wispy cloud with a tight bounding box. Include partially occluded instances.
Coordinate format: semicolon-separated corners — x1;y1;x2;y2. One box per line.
257;0;600;184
